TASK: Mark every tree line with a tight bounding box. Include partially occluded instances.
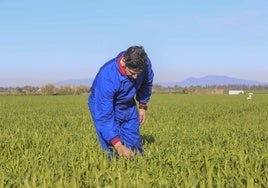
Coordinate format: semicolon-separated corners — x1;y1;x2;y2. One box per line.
1;83;268;95
0;84;89;95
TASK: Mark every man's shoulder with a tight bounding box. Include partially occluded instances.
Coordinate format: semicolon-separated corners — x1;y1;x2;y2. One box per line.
98;58;117;74
97;59;121;81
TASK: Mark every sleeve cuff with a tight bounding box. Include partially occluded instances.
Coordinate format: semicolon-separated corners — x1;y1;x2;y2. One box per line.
139;102;147;107
111;137;121;146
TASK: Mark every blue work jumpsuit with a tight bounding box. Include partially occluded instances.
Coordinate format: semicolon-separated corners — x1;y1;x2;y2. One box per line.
88;51;154;155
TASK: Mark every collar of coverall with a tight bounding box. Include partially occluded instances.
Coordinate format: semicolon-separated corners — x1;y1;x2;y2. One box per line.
117;54;127;75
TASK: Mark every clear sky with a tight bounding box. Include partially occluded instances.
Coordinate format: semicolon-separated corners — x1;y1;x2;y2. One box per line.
1;0;268;87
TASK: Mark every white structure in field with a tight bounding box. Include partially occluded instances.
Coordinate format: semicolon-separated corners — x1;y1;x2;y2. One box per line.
228;90;245;95
247;92;253;100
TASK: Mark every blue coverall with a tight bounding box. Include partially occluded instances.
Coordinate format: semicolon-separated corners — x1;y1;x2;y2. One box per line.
88;51;154;155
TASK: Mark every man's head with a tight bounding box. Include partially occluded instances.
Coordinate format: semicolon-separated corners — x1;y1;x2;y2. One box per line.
123;46;148;79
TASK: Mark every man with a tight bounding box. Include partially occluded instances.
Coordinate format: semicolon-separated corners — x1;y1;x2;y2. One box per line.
88;46;154;158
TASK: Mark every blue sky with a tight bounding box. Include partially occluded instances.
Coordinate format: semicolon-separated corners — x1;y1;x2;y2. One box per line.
1;0;268;87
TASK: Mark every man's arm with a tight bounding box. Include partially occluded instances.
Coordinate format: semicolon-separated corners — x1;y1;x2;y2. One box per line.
136;58;154;124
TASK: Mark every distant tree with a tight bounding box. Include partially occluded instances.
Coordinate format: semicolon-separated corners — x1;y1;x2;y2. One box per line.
8;88;20;95
58;85;75;95
40;84;56;95
182;88;188;94
75;85;90;95
23;86;39;95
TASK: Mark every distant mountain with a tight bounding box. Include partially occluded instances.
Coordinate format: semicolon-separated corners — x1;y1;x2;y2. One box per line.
55;78;94;86
55;75;267;87
158;75;267;87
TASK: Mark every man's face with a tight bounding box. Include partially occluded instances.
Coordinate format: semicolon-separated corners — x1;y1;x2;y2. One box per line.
125;66;141;79
122;57;142;79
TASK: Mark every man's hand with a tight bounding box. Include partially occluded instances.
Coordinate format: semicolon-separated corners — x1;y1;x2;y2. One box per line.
139;109;146;125
114;142;133;158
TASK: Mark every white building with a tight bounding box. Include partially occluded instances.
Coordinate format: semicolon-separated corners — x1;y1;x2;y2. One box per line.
228;90;245;95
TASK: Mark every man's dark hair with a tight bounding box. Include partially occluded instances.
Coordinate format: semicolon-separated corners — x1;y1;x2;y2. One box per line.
124;46;148;72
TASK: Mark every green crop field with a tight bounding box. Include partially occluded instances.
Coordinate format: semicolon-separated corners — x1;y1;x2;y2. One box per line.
1;94;268;187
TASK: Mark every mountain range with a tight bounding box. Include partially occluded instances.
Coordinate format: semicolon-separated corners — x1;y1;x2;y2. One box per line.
55;75;268;87
159;75;267;87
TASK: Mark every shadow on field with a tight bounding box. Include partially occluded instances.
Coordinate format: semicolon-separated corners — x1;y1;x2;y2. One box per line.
141;134;155;145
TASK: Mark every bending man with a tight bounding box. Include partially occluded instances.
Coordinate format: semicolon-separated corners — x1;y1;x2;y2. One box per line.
88;46;154;158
